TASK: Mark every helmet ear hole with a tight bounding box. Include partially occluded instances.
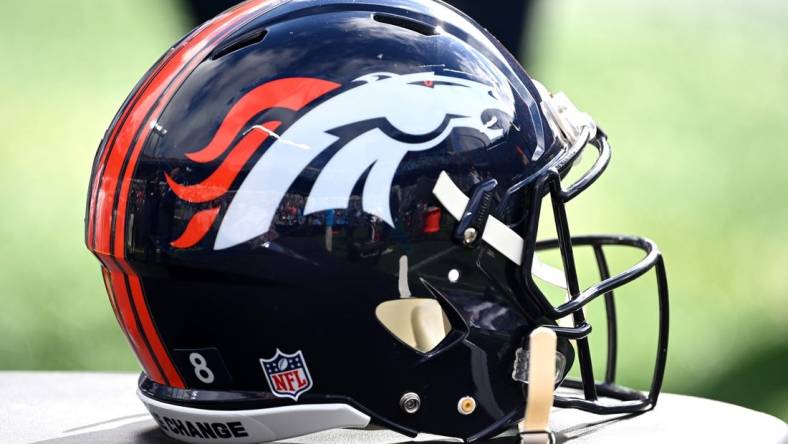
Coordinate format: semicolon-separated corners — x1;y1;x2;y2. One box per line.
375;299;452;353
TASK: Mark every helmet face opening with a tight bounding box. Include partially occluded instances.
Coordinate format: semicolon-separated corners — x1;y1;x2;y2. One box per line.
85;0;670;442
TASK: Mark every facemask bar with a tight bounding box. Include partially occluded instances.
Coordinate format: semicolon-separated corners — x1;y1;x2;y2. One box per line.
501;127;669;415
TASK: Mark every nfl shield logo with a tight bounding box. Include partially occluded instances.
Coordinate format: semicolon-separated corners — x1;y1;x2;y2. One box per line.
260;349;314;401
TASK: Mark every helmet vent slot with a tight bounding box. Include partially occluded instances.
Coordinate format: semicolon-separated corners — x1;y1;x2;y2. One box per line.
211;29;268;60
373;13;436;36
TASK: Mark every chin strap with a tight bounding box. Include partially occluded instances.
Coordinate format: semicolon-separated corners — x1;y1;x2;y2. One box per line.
519;327;557;444
432;171;567;289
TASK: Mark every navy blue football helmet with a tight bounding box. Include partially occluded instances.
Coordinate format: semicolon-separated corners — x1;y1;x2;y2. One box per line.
86;0;669;442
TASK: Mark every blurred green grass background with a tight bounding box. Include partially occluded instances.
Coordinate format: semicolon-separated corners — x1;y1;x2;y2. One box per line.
0;0;785;421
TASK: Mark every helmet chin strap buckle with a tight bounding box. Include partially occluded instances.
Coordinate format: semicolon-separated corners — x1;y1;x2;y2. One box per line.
452;178;498;248
518;327;558;444
432;171;567;288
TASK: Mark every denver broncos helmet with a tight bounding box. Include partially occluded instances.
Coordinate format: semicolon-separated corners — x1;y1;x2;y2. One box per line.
85;0;669;442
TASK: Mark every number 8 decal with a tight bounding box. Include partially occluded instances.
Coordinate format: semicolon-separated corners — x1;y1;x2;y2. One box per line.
189;352;215;384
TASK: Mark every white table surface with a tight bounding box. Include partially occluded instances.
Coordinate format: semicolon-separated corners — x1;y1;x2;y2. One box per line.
0;372;785;444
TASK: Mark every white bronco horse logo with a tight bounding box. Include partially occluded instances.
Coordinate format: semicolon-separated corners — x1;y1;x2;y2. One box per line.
214;72;515;249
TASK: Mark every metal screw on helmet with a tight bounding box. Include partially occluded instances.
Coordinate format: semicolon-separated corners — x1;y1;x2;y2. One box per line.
457;396;477;415
463;228;478;245
400;392;421;414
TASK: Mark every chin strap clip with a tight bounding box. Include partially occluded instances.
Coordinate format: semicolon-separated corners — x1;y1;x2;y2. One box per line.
432;171;568;288
519;327;557;444
452;178;498;248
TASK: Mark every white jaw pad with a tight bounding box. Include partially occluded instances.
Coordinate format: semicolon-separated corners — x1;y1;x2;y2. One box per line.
138;390;370;443
432;171;567;289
